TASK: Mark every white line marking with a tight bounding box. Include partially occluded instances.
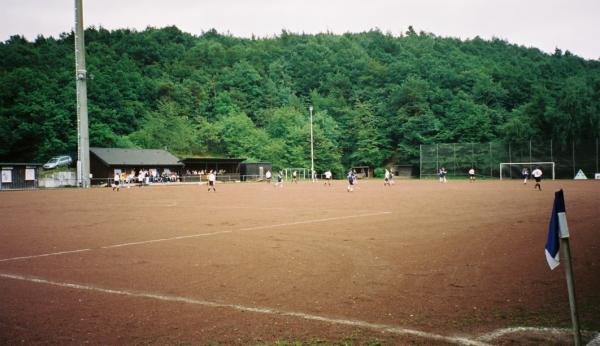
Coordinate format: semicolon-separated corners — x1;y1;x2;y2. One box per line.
477;326;571;341
240;211;392;231
101;231;233;249
587;333;600;346
0;249;91;263
0;211;392;262
477;326;600;344
0;272;488;346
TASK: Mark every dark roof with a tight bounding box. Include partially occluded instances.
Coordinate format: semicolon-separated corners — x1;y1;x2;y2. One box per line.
0;163;43;166
90;147;183;166
181;157;246;164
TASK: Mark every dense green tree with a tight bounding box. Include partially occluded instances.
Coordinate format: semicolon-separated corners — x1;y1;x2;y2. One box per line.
1;26;599;171
129;101;202;155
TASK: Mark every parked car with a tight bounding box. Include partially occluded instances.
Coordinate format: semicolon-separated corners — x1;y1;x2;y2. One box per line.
43;155;73;169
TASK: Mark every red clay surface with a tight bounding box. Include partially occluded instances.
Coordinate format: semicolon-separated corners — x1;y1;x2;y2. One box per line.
0;179;599;345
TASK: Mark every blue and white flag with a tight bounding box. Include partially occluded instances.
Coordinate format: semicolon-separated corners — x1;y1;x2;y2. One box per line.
545;189;569;270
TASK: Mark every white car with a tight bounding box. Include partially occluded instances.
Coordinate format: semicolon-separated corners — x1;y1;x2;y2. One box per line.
43;155;73;169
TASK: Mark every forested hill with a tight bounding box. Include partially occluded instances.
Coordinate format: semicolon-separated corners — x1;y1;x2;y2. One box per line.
1;26;599;174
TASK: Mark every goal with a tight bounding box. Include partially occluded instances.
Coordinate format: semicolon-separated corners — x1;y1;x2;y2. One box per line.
283;168;309;181
499;162;555;180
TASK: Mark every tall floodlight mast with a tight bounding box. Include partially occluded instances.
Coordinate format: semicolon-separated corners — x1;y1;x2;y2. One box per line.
309;105;315;182
74;0;90;187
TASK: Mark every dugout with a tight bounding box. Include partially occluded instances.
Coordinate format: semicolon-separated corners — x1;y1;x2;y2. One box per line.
352;166;372;178
0;163;42;190
90;147;183;184
391;165;416;178
240;162;272;181
181;157;245;182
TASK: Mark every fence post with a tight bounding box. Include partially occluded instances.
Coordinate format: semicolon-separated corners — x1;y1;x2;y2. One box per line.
508;142;512;178
436;144;439;175
453;143;457;176
471;142;474;172
529;139;532;165
489;142;493;177
572;140;576;178
419;144;422;179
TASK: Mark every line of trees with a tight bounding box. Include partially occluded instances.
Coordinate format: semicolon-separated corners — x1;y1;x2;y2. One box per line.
1;26;599;176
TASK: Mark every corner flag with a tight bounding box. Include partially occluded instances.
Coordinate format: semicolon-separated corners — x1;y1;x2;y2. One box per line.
545;189;568;270
544;189;581;345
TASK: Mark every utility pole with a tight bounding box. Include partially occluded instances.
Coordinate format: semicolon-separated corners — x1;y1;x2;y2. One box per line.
75;0;90;187
309;105;315;182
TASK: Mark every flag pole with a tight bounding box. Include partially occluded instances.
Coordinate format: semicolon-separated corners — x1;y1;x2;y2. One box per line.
561;236;581;346
552;189;581;345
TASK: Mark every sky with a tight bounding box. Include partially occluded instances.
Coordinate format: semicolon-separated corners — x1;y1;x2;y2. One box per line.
1;0;599;60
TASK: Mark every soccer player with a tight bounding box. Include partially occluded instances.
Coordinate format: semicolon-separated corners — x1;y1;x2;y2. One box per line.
347;170;355;192
384;169;391;186
275;170;283;188
324;170;332;186
120;171;126;188
292;170;298;183
532;167;542;191
112;172;120;191
522;167;530;184
439;167;447;183
207;170;216;192
468;168;476;182
265;170;272;184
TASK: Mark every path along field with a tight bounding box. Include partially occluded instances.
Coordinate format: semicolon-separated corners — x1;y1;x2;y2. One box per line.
0;179;599;345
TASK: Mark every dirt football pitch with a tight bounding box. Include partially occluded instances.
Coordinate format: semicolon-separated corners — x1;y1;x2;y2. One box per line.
1;179;599;345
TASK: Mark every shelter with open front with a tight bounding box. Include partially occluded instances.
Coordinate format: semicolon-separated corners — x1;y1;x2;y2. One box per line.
179;157;245;182
89;147;183;184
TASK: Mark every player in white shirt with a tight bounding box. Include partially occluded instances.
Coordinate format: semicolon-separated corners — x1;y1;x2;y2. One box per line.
265;170;272;184
112;172;120;191
468;168;475;182
324;170;332;186
384;169;391;186
208;170;216;192
532;167;542;191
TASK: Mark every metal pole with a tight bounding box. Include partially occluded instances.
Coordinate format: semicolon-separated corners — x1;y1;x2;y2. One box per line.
508;142;512;178
419;145;423;179
550;138;554;163
471;142;474;173
453;143;456;176
75;0;90;188
596;137;598;174
309;105;315;182
529;139;532;167
436;144;439;175
489;142;493;177
561;237;582;346
572;140;576;178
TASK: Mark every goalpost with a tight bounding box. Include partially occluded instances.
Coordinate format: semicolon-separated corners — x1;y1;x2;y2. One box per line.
499;162;555;180
283;168;309;181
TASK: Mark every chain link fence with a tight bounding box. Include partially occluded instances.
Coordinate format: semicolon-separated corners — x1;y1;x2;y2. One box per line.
420;139;600;179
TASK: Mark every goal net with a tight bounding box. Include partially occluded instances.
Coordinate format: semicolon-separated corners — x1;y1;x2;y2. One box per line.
283;168;309;181
499;162;555;180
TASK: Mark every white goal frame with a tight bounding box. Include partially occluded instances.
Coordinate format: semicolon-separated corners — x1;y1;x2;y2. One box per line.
499;162;555;180
283;168;309;181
